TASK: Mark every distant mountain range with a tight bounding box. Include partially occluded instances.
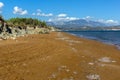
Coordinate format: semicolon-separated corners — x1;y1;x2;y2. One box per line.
47;19;120;31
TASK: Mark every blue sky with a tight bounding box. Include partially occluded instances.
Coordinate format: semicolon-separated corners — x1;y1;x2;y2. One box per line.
0;0;120;24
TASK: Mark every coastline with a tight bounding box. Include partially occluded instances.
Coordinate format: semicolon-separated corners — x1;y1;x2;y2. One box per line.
0;32;120;80
64;30;120;50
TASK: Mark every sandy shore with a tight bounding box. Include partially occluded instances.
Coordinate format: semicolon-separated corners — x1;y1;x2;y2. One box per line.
0;32;120;80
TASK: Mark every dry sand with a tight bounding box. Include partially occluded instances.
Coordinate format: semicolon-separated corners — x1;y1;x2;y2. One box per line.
0;32;120;80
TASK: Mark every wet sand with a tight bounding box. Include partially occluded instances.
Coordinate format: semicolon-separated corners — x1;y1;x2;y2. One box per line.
0;32;120;80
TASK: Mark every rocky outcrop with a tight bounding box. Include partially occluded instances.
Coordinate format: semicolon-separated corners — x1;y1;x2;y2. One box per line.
0;26;53;40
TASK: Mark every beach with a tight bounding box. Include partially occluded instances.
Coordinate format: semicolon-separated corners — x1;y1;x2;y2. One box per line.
0;32;120;80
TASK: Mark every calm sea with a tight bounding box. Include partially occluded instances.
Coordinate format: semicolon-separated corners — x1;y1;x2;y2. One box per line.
66;31;120;49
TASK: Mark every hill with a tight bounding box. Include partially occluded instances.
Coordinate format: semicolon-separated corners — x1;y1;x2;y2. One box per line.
47;19;120;31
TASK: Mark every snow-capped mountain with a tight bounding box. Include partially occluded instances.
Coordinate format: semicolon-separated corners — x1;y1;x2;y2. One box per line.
47;19;107;28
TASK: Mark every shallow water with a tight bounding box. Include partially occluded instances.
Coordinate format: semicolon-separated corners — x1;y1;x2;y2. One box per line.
66;30;120;49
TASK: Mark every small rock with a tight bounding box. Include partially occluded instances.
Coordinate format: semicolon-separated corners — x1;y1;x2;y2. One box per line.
51;73;57;78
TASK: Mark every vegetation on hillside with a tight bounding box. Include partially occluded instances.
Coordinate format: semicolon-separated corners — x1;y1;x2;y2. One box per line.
0;15;48;28
7;18;47;28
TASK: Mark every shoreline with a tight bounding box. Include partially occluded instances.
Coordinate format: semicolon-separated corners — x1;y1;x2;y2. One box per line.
64;31;120;50
0;32;120;80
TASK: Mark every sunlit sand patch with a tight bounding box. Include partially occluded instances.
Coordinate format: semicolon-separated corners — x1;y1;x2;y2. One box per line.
88;62;94;66
69;43;73;46
65;69;70;72
58;65;68;71
40;55;51;61
83;50;91;54
66;39;82;44
56;32;70;40
58;65;66;72
71;47;77;52
98;63;120;69
22;63;27;66
58;66;79;75
56;37;70;40
48;65;74;79
82;56;85;58
98;57;116;63
57;32;63;37
62;77;74;80
0;39;2;41
86;74;100;80
97;63;106;67
48;65;79;80
48;73;57;79
15;40;18;42
56;32;83;48
97;57;117;68
56;38;82;46
73;71;78;75
106;64;120;69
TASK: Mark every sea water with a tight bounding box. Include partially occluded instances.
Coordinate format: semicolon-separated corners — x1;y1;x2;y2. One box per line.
66;31;120;50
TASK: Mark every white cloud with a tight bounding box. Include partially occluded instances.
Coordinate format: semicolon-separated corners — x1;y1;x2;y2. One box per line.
32;9;53;17
48;16;79;22
106;20;118;24
48;19;52;22
98;19;119;25
0;2;4;13
65;17;79;21
48;13;120;25
58;14;67;17
0;2;4;8
13;6;28;15
37;13;53;17
86;16;91;19
48;13;79;22
83;16;94;20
